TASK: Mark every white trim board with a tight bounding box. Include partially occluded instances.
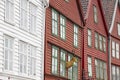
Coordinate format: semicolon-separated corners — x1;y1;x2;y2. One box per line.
109;0;118;33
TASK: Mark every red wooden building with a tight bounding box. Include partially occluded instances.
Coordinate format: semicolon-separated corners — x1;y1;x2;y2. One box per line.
102;0;120;80
44;0;84;80
80;0;109;80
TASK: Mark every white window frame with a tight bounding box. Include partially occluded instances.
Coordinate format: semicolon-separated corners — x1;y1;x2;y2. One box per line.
103;37;106;52
60;50;66;77
99;35;103;51
5;0;14;24
112;41;115;57
74;25;78;47
93;5;98;23
19;41;28;74
29;45;36;76
60;15;66;40
52;9;58;36
20;0;28;30
116;43;119;59
29;2;37;34
52;46;58;74
88;56;92;77
4;35;14;71
95;32;98;49
88;29;92;47
118;23;120;36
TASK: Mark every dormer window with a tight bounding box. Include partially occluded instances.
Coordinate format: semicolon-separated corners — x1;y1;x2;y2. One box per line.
93;5;98;23
117;23;120;36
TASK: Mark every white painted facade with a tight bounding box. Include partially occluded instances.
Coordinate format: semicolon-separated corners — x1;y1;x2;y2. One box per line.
0;0;49;80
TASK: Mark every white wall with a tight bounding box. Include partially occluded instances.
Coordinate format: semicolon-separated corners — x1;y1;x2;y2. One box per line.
0;0;48;80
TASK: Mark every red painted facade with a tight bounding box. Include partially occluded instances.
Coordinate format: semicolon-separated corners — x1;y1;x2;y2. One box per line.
82;0;109;80
110;4;120;80
44;0;84;80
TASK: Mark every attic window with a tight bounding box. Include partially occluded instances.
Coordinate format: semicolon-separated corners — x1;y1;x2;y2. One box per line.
65;0;69;2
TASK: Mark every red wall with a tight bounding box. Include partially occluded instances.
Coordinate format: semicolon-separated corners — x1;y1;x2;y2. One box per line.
44;0;83;79
83;0;109;79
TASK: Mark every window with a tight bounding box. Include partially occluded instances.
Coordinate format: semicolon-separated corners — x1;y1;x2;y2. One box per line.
99;35;103;51
95;32;98;49
116;67;119;80
68;54;78;80
5;0;14;23
68;54;73;80
52;46;58;74
52;9;58;36
20;0;27;30
60;15;66;40
60;50;66;76
112;41;115;57
95;59;107;80
29;45;36;75
118;23;120;36
19;41;27;74
103;37;106;52
73;60;78;80
88;57;92;77
112;65;116;80
93;5;98;23
4;35;13;71
29;3;37;33
116;43;119;59
88;29;92;47
74;25;78;47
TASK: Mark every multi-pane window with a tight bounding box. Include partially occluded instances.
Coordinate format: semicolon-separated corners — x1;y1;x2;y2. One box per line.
112;41;115;57
20;0;27;30
74;25;78;47
19;41;27;74
52;9;58;35
116;43;119;59
95;32;106;52
118;23;120;36
68;54;78;80
52;46;58;74
68;54;73;80
103;37;106;52
73;60;78;80
95;59;107;80
29;45;36;75
4;35;13;71
29;3;37;33
88;57;92;77
60;50;66;76
95;32;99;49
93;5;98;23
112;65;120;80
88;29;92;47
5;0;14;23
112;65;116;80
99;35;103;51
60;15;66;39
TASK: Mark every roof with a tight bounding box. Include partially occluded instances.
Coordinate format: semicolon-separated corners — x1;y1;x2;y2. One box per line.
49;0;84;27
80;0;89;17
101;0;116;29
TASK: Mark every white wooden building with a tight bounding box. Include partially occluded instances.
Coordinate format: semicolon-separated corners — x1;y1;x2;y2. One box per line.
0;0;49;80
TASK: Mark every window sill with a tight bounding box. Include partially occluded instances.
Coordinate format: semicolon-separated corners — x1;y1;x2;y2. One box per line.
4;19;15;26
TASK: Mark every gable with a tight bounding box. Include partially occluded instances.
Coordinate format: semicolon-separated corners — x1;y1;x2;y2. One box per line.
111;4;120;38
86;0;108;36
49;0;84;27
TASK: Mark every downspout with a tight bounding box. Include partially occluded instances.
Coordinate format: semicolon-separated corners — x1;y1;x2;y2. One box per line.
108;35;111;80
42;1;49;80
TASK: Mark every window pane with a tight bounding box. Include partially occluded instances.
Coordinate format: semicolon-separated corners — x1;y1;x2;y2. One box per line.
88;57;92;77
112;41;115;57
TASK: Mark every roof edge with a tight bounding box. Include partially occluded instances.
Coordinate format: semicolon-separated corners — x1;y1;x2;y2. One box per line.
109;0;118;33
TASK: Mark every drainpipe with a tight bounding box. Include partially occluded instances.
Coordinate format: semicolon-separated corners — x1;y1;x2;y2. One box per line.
108;35;111;80
42;1;49;80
